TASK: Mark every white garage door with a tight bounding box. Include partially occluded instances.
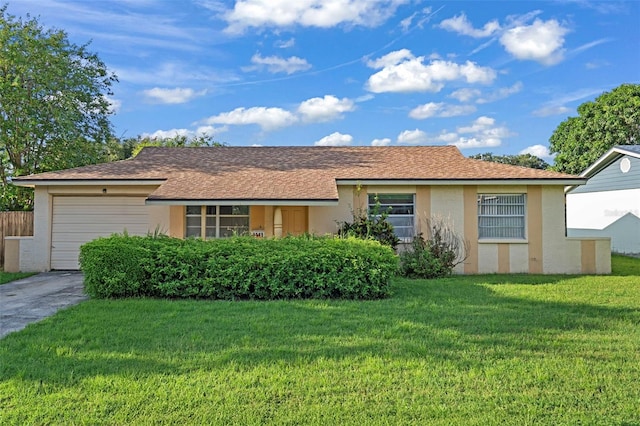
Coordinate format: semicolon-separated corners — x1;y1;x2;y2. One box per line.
51;196;150;270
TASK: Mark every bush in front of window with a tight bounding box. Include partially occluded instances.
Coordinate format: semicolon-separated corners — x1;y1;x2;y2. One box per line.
337;198;401;250
399;217;469;279
80;234;398;300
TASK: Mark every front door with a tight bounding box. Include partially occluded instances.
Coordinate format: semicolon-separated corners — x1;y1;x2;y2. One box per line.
280;206;308;236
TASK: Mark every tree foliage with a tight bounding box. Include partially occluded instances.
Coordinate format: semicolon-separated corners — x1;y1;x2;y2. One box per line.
468;152;550;170
549;84;640;175
0;6;117;210
126;134;226;159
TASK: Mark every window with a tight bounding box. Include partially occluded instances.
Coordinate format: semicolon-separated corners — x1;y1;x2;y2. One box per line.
369;194;415;240
185;205;249;238
477;194;526;239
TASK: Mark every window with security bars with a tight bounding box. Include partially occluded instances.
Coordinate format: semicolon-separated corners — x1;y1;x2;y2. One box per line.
185;205;249;239
368;194;415;240
477;194;526;239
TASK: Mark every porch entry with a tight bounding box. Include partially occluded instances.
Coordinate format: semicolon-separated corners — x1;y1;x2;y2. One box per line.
280;206;308;236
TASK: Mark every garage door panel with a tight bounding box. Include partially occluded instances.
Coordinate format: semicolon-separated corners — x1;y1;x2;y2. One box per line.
53;215;149;225
52;223;149;234
51;196;151;270
53;197;145;206
53;206;148;216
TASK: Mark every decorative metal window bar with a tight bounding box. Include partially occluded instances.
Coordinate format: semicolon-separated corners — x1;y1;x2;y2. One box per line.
477;194;526;239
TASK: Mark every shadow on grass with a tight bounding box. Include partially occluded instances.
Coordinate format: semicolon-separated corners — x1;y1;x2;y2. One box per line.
1;274;638;386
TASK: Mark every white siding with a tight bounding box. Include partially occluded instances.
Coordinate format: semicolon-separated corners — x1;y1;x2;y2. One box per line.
51;196;150;270
567;188;640;230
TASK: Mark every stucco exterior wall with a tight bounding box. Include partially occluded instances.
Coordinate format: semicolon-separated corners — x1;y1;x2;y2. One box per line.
308;186;354;235
430;186;465;274
18;182;610;274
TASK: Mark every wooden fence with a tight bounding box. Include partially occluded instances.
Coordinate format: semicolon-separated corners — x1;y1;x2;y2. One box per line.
0;211;34;268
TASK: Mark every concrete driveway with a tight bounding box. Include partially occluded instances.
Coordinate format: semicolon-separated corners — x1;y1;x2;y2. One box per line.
0;272;87;339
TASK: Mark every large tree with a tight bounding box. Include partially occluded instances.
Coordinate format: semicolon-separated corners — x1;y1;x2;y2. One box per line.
549;84;640;175
468;152;550;170
0;6;117;210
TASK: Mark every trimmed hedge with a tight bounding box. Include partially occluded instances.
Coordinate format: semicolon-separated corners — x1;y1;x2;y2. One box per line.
79;235;398;300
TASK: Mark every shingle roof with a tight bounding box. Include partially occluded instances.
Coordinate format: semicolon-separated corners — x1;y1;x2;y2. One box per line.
13;146;583;201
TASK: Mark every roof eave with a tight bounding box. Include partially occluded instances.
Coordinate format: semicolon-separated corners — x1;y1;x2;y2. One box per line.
337;178;587;186
145;198;340;206
11;179;167;187
578;146;640;179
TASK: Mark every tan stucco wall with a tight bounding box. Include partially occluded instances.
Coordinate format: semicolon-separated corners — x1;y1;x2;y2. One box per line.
509;243;529;274
308;186;355;235
148;205;171;236
21;182;610;274
430;186;465;274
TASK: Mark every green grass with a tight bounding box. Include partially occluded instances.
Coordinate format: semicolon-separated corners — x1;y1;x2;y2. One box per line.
1;257;639;425
0;271;35;285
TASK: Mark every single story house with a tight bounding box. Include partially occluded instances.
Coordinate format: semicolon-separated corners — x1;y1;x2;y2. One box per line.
566;145;640;255
7;146;610;274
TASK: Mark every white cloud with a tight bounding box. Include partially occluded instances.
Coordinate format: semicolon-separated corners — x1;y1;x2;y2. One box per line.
204;107;298;131
520;144;554;160
499;19;569;65
143;128;193;139
397;129;429;144
409;102;476;119
451;137;502;149
223;0;409;34
458;116;496;133
105;96;122;114
366;48;414;68
449;116;513;149
355;94;375;102
298;95;355;122
245;53;311;74
449;88;482;102
115;62;238;87
532;105;571;117
142;87;206;104
476;82;523;104
142;124;227;140
194;125;227;136
275;38;295;48
438;13;500;38
314;132;353;146
366;50;496;93
371;138;391;146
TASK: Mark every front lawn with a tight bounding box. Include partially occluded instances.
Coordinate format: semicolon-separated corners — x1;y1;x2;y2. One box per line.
1;256;639;424
0;271;35;285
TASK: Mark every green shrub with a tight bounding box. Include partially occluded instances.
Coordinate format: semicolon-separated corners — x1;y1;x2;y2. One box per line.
337;196;400;250
80;235;398;300
399;217;469;279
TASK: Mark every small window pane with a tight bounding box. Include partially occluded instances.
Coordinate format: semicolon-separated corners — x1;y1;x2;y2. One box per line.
220;205;249;215
220;217;249;227
186;217;201;227
368;193;415;240
186;227;201;238
186;206;201;215
206;206;216;215
205;226;217;239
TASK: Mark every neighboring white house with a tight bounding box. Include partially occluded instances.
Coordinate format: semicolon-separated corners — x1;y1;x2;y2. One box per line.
566;145;640;255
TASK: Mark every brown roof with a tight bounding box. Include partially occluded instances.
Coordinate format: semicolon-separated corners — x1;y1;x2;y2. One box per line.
13;146;583;201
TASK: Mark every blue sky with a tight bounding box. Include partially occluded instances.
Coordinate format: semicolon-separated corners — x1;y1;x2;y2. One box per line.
8;0;640;160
